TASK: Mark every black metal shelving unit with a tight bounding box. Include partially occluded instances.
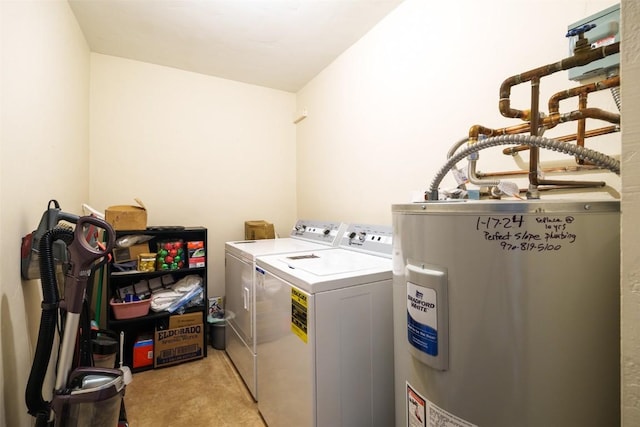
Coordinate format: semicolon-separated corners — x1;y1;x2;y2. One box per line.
106;226;208;372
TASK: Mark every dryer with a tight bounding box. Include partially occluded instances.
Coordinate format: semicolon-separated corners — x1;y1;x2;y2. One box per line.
254;224;394;427
224;220;345;400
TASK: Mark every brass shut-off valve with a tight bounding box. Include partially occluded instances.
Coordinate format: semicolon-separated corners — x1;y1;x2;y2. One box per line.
567;23;596;54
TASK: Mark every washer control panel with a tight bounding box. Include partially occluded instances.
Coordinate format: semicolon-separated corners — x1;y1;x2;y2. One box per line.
339;223;393;256
290;220;346;245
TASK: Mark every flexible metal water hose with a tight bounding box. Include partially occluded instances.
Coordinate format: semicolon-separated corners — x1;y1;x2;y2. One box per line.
610;86;621;111
447;137;469;159
607;69;621;112
428;134;620;200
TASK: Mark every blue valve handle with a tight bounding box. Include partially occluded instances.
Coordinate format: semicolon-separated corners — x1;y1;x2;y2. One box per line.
566;23;596;38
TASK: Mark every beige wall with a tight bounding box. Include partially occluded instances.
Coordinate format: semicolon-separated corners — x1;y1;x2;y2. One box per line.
621;0;640;423
88;54;297;300
1;1;90;426
1;0;637;426
296;0;621;225
1;3;296;425
296;0;635;424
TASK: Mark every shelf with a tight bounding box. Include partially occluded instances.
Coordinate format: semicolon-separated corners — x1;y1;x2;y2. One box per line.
111;266;206;278
108;305;205;327
105;226;208;371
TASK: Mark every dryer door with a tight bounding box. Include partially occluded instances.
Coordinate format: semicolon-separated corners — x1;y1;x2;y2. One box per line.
225;252;253;344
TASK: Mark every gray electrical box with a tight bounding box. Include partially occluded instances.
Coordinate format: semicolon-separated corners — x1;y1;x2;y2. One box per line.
567;3;620;81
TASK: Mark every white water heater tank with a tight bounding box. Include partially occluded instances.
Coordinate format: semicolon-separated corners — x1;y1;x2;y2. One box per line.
392;200;619;427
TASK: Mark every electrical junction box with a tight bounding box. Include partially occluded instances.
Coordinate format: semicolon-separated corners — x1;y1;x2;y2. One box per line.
567;3;620;81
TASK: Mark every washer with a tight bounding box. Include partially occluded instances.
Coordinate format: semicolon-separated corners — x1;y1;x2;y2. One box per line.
254;224;394;427
224;220;346;400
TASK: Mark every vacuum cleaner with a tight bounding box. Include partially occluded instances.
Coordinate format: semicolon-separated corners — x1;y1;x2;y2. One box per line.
25;203;131;426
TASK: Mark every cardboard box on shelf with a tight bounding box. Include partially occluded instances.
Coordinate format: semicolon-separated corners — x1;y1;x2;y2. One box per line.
244;220;275;240
105;199;147;231
187;241;205;268
154;313;204;368
113;242;150;263
169;311;202;329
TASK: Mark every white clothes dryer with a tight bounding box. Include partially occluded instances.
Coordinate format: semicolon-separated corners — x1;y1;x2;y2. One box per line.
254;224;394;427
224;220;346;400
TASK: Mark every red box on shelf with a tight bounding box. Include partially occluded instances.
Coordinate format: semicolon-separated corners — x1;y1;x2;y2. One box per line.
133;337;154;369
187;241;205;268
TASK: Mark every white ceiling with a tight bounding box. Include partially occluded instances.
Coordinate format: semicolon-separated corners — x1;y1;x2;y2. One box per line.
68;0;404;92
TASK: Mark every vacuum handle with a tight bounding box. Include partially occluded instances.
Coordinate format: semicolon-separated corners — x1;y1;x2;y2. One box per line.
64;216;115;314
68;216;115;270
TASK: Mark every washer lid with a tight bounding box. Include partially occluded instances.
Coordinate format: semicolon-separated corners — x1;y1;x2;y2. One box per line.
256;248;392;293
281;250;389;276
225;237;330;260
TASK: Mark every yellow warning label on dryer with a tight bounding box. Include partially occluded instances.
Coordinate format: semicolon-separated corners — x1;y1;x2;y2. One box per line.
291;288;308;343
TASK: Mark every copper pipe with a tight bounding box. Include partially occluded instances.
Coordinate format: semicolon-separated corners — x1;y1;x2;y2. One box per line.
502;145;533;155
502;125;619;155
576;93;588;164
498;42;620;120
532;177;605;187
553;125;619;142
475;107;619;148
478;164;604;178
468;125;498;142
527;77;541;198
530;77;541;138
548;75;620;114
465;42;620;197
526;79;608;191
472;72;619;146
468;123;531;142
555;107;620;124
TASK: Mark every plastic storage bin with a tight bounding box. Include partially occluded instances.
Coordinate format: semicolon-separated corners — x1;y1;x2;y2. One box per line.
110;298;151;320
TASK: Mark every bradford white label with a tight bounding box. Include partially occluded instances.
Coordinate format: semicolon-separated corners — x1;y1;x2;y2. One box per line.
407;282;438;356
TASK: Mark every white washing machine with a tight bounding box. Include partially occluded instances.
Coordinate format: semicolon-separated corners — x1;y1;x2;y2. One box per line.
224;220;346;400
254;224;394;427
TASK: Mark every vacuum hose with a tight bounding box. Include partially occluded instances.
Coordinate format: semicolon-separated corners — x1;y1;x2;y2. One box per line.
25;228;74;423
428;134;620;200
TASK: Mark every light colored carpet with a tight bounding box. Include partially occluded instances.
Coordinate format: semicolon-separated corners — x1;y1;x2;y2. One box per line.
123;349;266;426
